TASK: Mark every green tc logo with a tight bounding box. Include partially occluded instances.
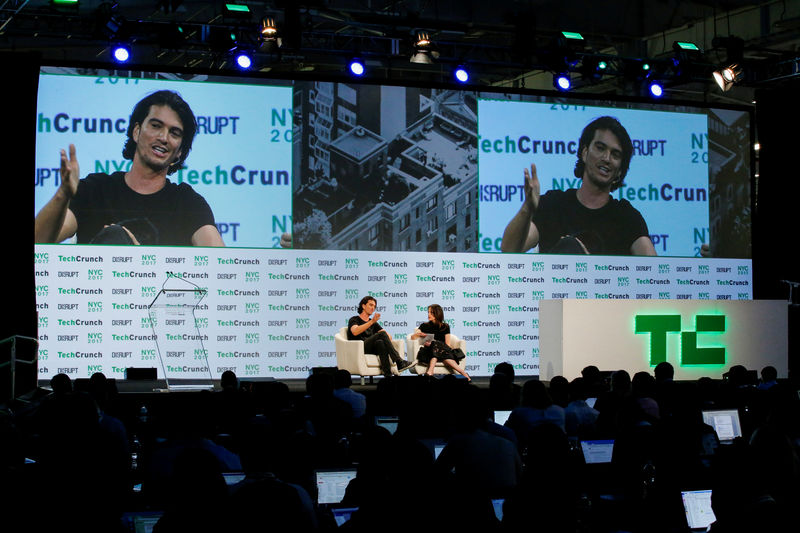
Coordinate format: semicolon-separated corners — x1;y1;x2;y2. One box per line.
635;314;725;366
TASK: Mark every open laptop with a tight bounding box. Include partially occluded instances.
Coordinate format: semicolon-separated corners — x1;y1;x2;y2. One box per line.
331;507;359;527
681;489;716;531
702;409;742;443
121;511;163;533
493;410;512;426
314;468;358;506
580;439;614;464
374;415;399;435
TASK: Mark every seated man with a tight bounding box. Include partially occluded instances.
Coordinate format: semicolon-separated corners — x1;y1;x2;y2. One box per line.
347;296;414;378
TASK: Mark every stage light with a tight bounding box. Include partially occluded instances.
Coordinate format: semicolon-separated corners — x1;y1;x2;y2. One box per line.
223;3;251;18
561;31;584;41
410;31;438;64
454;66;469;83
349;58;365;76
673;41;700;52
642;62;650;72
235;50;253;70
648;81;664;98
261;17;278;38
712;64;740;91
111;44;131;63
554;73;571;91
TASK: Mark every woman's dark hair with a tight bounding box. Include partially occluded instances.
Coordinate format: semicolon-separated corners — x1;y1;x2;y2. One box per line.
573;116;633;192
428;303;446;326
123;90;197;175
358;296;376;313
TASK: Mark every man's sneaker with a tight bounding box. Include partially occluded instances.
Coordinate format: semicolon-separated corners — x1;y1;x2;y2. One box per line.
396;360;416;373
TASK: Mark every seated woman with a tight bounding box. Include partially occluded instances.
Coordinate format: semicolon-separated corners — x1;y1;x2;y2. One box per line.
410;304;470;380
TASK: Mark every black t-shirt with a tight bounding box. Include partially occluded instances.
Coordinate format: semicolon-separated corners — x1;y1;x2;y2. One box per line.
69;172;216;246
347;315;383;341
531;189;649;255
419;321;450;343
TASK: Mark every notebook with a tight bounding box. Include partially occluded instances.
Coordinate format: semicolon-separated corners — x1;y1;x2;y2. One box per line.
580;439;614;464
681;489;716;530
702;409;742;442
315;468;358;505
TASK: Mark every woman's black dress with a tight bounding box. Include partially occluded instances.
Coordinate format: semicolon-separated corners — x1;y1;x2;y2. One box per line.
415;321;464;364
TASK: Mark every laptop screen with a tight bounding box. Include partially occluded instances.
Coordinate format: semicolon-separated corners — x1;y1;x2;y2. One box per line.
375;416;399;435
493;410;512;426
702;409;742;442
681;489;716;530
580;439;614;464
315;469;357;505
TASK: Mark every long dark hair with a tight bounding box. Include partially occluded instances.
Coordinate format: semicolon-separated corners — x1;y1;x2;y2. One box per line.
573;116;633;192
428;304;447;327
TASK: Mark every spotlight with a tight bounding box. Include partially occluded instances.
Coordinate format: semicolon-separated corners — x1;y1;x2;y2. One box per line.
349;58;365;76
453;66;469;83
261;17;278;38
712;64;740;92
410;31;438;64
648;81;664;98
111;44;131;63
554;73;571;91
235;50;253;70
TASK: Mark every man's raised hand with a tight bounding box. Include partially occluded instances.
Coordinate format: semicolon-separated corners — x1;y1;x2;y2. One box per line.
59;144;80;198
523;163;540;214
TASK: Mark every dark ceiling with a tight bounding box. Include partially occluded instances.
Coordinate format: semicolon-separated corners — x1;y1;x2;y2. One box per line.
2;0;799;102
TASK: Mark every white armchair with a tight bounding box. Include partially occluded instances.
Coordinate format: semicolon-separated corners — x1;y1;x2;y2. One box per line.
406;334;467;375
334;327;407;384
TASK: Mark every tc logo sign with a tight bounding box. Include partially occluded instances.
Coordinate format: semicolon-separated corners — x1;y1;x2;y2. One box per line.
635;314;725;366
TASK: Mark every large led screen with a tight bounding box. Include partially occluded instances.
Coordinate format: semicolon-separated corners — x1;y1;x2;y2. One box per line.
34;69;753;382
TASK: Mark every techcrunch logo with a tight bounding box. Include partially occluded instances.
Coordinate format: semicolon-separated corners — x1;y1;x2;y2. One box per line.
166;271;208;279
217;258;260;265
57;351;102;358
509;276;545;283
165;334;208;341
507;334;538;341
552;277;588;284
318;274;358;281
462;320;501;327
56;319;103;326
112;270;156;278
173;166;289;187
595;265;629;271
268;304;310;311
463;291;501;298
111;334;157;341
218;289;260;296
266;334;311;341
462;261;501;269
57;255;103;263
635;314;725;365
677;279;710;286
217;320;260;327
468;350;502;357
717;280;750;286
368;260;409;268
166;365;209;373
265;365;312;373
417;275;456;282
58;288;103;295
217;351;260;358
111;303;148;310
636;279;671;285
488;362;539;371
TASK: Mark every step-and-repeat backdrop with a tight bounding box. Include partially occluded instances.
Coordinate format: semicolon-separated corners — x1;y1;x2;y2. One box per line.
34;245;752;380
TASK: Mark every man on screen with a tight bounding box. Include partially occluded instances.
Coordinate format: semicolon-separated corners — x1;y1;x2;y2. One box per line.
35;90;224;247
501;116;656;256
